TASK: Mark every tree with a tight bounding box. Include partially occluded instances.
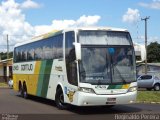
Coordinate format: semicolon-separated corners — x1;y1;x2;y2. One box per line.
147;42;160;63
0;52;13;60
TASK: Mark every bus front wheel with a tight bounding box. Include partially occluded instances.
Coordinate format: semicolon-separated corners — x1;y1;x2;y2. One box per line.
55;88;68;110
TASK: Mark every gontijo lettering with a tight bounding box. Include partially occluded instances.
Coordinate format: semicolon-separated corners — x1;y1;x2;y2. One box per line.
21;64;33;71
13;65;19;71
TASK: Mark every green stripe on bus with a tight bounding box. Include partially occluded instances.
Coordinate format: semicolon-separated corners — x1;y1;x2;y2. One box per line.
41;60;53;97
107;85;123;89
36;60;47;96
108;85;116;89
115;85;123;89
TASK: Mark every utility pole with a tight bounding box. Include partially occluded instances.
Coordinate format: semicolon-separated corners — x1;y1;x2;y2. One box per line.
6;34;9;60
6;34;9;82
141;16;150;74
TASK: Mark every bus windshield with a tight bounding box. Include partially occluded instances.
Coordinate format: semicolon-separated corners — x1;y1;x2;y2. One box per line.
78;30;132;45
79;46;136;85
78;31;136;85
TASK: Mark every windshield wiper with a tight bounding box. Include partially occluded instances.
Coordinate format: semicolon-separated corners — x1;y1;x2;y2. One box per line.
112;65;128;84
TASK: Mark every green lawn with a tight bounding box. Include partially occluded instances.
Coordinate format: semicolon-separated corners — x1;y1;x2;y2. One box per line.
0;82;8;87
137;91;160;103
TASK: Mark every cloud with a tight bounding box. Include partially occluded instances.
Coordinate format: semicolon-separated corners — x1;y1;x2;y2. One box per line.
21;0;41;9
139;0;160;10
51;20;76;29
77;15;101;26
134;35;160;44
0;0;101;52
0;0;35;51
122;8;140;24
35;15;101;35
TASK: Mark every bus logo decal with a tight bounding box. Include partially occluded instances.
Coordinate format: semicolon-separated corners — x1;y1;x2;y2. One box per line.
67;91;75;102
55;66;63;72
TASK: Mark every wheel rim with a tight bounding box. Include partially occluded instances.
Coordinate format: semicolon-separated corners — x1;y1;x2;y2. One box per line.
59;93;64;104
20;88;23;97
24;91;27;98
155;85;160;91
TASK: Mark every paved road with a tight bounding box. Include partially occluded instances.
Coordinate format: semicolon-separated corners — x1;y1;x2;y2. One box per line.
0;88;160;120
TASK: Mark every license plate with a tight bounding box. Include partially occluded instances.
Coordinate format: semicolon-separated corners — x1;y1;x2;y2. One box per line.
107;98;116;102
106;98;116;104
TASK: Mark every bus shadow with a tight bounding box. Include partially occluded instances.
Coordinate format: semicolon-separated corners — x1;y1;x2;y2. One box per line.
16;94;142;115
68;105;142;115
16;94;57;107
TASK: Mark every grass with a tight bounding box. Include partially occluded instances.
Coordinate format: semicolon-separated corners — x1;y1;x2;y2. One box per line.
137;91;160;102
0;82;8;87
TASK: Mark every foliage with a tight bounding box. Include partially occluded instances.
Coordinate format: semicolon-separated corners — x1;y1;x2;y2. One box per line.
0;82;8;87
0;52;13;60
147;42;160;63
137;91;160;102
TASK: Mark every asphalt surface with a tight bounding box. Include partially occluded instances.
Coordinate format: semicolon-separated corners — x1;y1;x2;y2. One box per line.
0;88;160;120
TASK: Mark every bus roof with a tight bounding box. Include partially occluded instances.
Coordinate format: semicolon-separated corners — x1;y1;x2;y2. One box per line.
14;27;128;47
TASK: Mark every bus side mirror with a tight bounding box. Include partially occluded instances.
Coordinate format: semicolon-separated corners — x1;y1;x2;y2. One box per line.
73;42;81;61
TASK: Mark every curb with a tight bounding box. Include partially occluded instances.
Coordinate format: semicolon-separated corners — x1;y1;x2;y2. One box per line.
136;101;160;104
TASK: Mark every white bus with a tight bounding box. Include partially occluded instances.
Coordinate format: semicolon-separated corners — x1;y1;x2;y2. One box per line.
13;27;137;109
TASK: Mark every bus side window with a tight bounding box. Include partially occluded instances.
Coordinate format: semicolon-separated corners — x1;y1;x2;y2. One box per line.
34;41;43;60
56;34;63;58
52;38;57;59
43;38;53;60
18;49;22;62
65;31;78;86
14;48;18;62
27;44;35;61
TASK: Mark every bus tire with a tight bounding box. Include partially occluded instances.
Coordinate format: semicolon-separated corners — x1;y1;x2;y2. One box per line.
19;83;23;97
23;84;28;99
55;88;68;110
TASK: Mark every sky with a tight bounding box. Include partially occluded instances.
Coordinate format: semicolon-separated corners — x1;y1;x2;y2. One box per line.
0;0;160;52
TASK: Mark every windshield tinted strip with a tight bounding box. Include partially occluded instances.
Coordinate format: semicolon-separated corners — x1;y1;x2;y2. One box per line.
78;31;132;45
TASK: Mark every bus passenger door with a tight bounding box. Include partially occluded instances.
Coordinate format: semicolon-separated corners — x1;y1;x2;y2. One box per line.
64;31;78;103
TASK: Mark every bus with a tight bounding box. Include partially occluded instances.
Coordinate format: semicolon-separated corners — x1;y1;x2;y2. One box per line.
13;27;137;109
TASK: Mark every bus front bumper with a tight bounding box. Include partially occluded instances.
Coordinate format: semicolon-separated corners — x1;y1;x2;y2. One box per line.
73;91;137;106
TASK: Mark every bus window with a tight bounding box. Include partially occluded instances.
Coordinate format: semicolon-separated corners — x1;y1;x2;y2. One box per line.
56;35;63;58
27;44;35;61
43;38;53;59
34;41;43;60
14;48;18;62
65;31;77;86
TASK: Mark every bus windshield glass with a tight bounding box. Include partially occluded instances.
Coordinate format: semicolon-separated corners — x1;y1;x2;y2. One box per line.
78;30;132;45
79;47;136;84
78;31;136;85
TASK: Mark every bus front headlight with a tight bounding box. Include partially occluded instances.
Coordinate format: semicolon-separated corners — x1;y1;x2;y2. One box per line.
78;87;95;94
128;86;137;92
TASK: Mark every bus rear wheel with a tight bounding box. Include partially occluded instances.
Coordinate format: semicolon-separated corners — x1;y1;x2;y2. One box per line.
19;83;23;97
55;88;68;110
23;84;28;99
